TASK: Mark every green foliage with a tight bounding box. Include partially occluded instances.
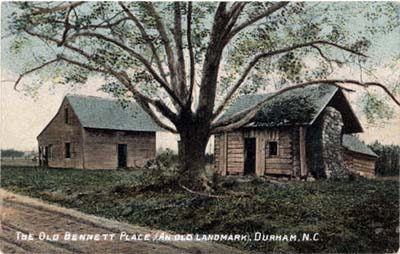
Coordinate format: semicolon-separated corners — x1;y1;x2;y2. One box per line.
155;148;179;168
2;167;399;253
5;2;399;109
369;141;400;176
362;93;395;125
1;149;25;158
9;34;30;54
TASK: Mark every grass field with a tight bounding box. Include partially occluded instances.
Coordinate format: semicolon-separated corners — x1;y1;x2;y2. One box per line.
1;158;38;167
1;166;399;253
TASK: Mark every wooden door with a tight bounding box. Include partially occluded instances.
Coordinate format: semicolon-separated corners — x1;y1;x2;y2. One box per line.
244;138;256;175
44;146;49;167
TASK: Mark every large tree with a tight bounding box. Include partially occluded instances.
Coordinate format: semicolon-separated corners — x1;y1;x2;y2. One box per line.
5;2;399;189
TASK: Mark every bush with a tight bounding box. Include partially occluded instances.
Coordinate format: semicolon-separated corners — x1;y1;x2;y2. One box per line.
137;151;180;192
369;141;400;176
155;148;178;168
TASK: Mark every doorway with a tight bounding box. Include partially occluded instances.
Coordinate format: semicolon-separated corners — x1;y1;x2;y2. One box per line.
244;138;256;175
117;144;127;168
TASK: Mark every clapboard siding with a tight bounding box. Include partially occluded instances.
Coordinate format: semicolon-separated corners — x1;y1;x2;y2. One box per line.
83;128;155;169
37;97;157;170
37;99;84;169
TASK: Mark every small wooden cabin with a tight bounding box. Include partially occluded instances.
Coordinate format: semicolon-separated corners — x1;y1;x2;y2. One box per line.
37;95;162;169
214;84;378;179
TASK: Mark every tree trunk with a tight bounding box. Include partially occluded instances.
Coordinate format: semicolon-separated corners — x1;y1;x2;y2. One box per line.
177;122;211;191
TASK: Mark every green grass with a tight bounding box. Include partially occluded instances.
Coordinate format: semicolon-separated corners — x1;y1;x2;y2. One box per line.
1;158;38;167
1;166;399;253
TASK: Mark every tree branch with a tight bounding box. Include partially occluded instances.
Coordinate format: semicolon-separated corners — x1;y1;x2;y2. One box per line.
30;2;84;16
12;52;175;131
58;6;74;46
211;79;399;133
64;31;185;108
173;2;187;99
13;58;61;91
311;45;344;66
296;80;400;106
142;2;179;97
23;29;180;127
227;2;289;41
57;54;109;74
186;2;195;105
139;102;178;133
196;2;230;120
222;2;247;43
118;2;168;83
212;40;368;120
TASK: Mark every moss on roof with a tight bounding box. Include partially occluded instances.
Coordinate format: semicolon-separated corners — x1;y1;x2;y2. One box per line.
66;95;163;132
221;84;338;127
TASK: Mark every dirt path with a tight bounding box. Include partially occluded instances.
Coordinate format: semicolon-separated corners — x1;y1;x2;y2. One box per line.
0;189;245;254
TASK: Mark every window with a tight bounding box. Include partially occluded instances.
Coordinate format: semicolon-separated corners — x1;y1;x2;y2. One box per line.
64;108;69;124
65;143;71;158
268;141;278;156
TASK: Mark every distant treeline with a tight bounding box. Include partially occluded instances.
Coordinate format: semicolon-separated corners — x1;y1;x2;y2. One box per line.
1;149;25;158
369;141;400;176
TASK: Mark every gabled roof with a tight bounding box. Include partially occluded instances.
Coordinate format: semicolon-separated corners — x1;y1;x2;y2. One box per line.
220;84;362;132
66;95;163;132
343;134;378;158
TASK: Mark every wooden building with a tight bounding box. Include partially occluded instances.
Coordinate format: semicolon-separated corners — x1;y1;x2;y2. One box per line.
214;84;378;179
37;95;162;169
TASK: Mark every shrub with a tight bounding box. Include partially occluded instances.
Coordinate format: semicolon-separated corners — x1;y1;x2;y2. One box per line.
155;148;178;168
369;141;400;176
136;151;180;192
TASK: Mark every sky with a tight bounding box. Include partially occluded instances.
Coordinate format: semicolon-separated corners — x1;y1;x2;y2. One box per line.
1;2;399;152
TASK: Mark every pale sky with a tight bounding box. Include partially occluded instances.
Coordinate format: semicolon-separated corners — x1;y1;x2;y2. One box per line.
1;2;399;152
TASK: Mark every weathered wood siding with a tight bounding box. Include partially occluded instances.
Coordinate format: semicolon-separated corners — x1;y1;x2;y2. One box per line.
37;99;84;168
226;131;245;174
291;128;301;177
214;128;295;176
214;133;227;175
214;131;245;175
83;128;156;169
264;128;293;176
344;150;376;177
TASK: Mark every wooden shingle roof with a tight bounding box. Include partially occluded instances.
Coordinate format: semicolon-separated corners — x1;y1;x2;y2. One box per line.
342;134;378;158
66;95;163;132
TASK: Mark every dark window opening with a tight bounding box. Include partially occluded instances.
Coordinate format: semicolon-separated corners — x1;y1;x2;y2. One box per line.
269;141;278;156
64;108;69;124
65;143;71;158
118;144;127;168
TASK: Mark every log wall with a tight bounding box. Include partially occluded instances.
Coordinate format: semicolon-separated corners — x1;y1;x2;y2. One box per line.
344;150;376;177
264;128;293;176
214;128;295;176
226;131;245;174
